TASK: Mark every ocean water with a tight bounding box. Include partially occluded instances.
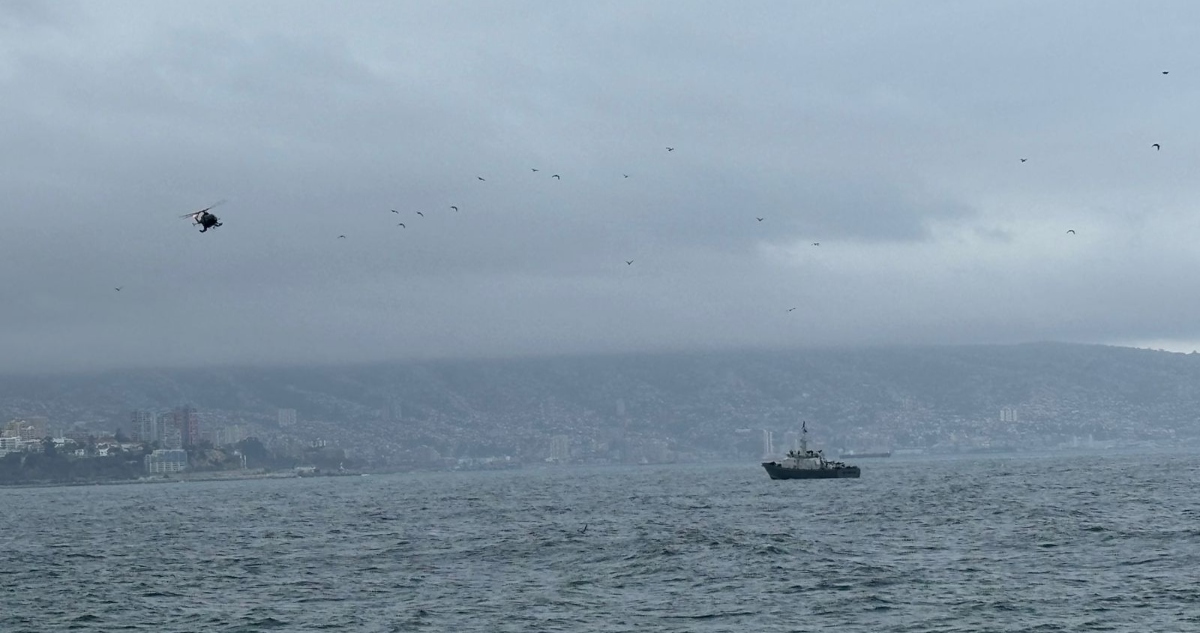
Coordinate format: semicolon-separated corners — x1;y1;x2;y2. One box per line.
2;452;1200;632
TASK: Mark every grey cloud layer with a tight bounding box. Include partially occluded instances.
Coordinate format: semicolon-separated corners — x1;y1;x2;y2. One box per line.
3;1;1200;370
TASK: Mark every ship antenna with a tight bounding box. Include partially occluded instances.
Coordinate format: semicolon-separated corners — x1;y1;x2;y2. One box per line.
800;421;808;454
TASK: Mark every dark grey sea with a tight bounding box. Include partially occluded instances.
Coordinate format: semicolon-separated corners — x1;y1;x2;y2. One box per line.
2;451;1199;632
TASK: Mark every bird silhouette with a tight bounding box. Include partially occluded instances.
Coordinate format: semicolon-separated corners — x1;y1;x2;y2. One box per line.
416;211;424;217
397;223;405;228
552;174;561;179
450;206;458;212
114;287;123;292
756;217;764;222
1163;71;1170;75
623;174;630;178
787;307;796;312
390;209;398;214
626;260;634;265
477;176;486;181
666;147;675;152
1067;229;1075;234
1020;158;1027;163
531;168;539;172
338;235;346;239
812;242;820;246
1153;143;1161;150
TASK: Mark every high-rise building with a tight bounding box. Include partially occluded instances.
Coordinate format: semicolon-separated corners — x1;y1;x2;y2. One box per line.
155;416;170;446
550;435;571;462
160;416;183;449
5;418;48;440
1000;407;1019;423
130;411;157;443
159;407;200;449
277;408;297;428
177;407;201;447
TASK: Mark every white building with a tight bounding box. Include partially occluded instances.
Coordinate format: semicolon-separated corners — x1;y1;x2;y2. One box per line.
277;408;297;428
145;449;188;474
0;436;25;456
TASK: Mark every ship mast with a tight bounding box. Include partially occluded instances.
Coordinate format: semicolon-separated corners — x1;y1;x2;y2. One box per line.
800;421;808;454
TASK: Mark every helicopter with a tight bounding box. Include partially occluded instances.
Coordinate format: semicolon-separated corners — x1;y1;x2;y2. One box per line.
181;200;226;232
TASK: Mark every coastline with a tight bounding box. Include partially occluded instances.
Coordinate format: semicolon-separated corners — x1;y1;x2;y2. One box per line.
0;469;332;490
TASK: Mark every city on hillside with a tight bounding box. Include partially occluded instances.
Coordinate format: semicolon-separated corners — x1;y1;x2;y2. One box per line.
1;396;1188;486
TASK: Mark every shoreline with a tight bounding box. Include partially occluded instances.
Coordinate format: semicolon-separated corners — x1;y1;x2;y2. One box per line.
0;469;329;490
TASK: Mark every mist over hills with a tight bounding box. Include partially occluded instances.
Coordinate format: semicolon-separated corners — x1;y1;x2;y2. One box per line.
3;342;1199;462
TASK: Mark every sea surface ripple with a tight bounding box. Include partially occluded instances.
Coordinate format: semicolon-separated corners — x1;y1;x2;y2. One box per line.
2;452;1200;631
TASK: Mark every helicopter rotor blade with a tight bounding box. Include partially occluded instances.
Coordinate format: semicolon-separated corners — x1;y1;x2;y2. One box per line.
179;199;227;218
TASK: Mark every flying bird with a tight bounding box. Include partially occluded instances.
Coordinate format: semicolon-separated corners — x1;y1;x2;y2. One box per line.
812;242;820;246
552;174;561;179
666;147;675;152
114;287;123;292
397;223;405;228
626;260;634;265
623;174;630;178
477;176;486;181
1163;71;1170;75
391;209;399;214
450;206;458;212
756;217;764;222
1067;229;1075;234
1020;158;1027;163
787;307;796;312
338;235;346;239
1153;143;1161;150
531;168;539;172
416;211;424;217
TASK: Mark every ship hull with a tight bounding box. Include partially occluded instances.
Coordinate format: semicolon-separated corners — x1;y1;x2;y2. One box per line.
761;462;860;479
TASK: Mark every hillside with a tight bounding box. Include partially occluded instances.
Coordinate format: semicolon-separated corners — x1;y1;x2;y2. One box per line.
2;343;1198;462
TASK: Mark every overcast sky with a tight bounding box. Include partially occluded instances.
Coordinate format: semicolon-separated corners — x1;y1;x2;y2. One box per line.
4;0;1200;371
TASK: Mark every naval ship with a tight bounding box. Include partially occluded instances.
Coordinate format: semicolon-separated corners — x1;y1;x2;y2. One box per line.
761;422;860;480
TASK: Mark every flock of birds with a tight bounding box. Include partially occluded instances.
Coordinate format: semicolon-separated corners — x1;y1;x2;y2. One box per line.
149;70;1174;313
372;159;660;241
172;147;702;254
162;144;828;310
177;147;690;240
